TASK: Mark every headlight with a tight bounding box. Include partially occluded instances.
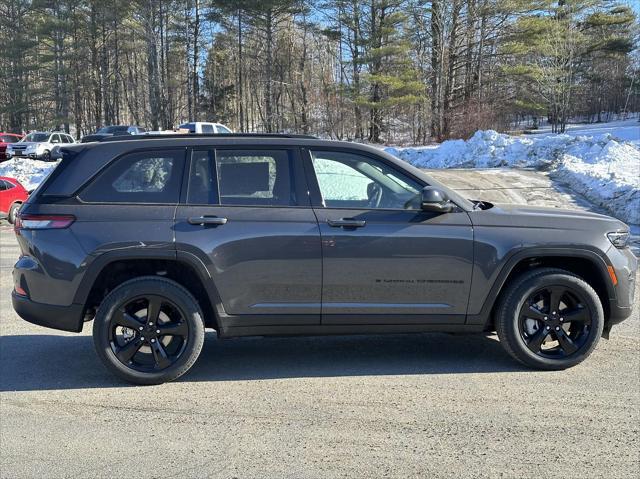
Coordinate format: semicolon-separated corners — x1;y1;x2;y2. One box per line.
607;231;630;248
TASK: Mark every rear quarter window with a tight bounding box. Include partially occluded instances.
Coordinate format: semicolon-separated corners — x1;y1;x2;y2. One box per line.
79;149;185;203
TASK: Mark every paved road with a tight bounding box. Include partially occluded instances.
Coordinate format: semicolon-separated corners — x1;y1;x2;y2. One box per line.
1;169;638;478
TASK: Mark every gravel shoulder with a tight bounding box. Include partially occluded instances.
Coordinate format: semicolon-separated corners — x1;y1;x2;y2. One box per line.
1;168;639;479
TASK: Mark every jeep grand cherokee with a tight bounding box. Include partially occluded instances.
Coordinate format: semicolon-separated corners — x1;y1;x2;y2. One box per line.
12;134;637;384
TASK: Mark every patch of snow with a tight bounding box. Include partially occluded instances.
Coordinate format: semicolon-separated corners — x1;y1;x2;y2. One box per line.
533;118;640;144
386;130;640;225
0;159;58;191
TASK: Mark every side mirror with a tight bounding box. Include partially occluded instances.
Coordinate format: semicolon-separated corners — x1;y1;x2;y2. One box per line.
421;186;453;213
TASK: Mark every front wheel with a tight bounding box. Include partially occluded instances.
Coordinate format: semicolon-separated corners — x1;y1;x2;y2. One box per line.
41;150;51;162
495;268;604;370
93;276;205;385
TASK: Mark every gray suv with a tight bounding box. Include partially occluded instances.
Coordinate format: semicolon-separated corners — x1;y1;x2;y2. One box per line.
11;134;637;384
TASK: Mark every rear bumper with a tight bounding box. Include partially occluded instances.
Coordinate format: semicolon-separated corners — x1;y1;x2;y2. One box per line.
12;292;85;333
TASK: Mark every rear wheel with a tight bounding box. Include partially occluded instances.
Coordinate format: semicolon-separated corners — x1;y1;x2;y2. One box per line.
495;268;604;370
93;276;205;385
7;203;20;224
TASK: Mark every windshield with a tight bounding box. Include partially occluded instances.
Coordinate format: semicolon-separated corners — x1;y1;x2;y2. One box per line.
22;133;49;142
0;135;20;143
97;126;129;134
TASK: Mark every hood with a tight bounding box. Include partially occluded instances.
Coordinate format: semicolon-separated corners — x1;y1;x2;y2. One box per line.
469;203;627;232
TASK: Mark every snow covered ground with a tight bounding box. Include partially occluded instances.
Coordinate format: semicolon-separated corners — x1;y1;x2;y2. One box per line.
0;158;58;192
386;118;640;225
533;118;640;144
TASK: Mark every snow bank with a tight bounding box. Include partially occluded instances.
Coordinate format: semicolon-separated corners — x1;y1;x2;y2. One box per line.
386;130;640;225
0;159;57;191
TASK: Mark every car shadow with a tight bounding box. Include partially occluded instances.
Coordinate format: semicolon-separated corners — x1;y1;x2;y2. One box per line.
0;331;528;392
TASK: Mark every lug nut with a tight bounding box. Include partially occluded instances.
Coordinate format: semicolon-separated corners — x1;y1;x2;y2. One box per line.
544;316;548;320
151;339;156;343
139;326;143;331
156;330;160;334
555;326;560;331
560;317;563;322
546;326;550;330
149;322;153;326
141;336;145;341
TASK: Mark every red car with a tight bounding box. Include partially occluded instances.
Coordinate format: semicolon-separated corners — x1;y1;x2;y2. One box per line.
0;177;28;224
0;133;24;161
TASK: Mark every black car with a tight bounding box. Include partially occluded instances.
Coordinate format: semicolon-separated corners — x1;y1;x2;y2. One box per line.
11;134;637;384
81;125;146;143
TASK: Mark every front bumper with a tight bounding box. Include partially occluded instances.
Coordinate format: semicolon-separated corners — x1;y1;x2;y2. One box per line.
607;245;637;324
12;291;85;333
8;152;40;159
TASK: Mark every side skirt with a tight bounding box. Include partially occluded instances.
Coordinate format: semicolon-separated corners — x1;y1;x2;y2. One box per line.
218;322;484;339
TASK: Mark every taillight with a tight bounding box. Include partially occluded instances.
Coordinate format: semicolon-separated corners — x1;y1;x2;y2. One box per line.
15;214;75;230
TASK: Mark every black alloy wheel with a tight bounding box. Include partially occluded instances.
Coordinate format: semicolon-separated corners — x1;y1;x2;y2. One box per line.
518;285;592;358
93;277;205;384
109;295;190;372
496;268;604;370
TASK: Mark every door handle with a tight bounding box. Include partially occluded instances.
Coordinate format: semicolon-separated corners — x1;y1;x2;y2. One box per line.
327;218;366;228
188;216;228;226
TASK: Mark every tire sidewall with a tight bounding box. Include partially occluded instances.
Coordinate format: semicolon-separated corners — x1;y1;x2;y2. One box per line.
501;272;604;369
93;278;205;384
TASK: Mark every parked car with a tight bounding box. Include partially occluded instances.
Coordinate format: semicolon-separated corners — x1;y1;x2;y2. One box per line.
6;131;75;161
178;122;233;134
0;177;28;223
11;134;637;384
0;133;24;162
81;125;146;143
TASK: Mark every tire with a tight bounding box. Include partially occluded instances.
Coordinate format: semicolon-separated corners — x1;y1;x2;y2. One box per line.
93;276;205;385
41;150;51;162
495;268;604;370
7;203;20;224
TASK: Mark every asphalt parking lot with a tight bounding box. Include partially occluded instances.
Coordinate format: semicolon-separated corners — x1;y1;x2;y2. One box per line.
1;168;638;478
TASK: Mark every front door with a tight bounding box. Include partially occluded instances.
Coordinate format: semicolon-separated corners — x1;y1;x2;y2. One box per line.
174;147;322;328
305;149;474;324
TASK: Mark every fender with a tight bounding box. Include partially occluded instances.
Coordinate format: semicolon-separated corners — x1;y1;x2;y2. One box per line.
73;249;179;305
73;248;226;325
467;246;615;327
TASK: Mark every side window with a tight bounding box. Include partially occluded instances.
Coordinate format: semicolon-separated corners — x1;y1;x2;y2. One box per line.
0;180;8;191
81;150;184;203
50;134;61;144
201;124;215;134
215;125;231;134
180;123;195;133
310;150;422;210
187;150;217;205
209;149;296;206
62;135;72;143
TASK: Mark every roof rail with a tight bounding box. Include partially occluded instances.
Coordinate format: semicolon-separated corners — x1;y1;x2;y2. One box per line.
97;133;318;142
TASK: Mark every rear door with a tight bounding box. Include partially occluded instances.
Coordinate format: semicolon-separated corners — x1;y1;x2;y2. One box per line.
174;146;322;328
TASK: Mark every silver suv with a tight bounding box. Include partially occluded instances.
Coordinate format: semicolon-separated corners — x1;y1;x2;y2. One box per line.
7;131;75;161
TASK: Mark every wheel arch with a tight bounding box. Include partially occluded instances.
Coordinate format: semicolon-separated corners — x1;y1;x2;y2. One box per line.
75;250;222;330
475;247;615;331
